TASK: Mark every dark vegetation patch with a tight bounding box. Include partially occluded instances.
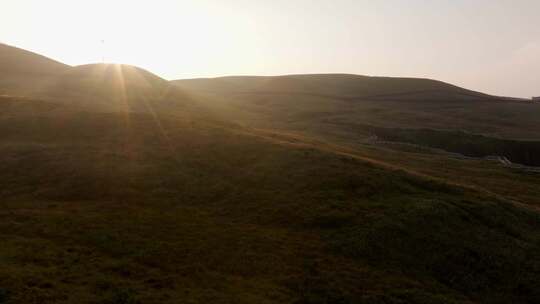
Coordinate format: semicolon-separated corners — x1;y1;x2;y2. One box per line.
326;196;540;304
361;125;540;166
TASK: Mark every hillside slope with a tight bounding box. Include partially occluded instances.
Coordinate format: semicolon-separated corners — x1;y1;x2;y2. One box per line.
38;63;190;112
1;45;539;304
0;45;192;112
1;94;539;303
174;74;499;102
0;43;69;95
0;43;68;76
174;74;540;148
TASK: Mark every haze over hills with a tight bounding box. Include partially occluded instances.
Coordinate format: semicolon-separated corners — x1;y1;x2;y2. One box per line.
0;43;69;95
1;44;540;304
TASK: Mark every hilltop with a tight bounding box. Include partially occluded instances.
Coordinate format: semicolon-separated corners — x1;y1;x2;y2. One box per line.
38;63;184;111
174;74;500;102
0;43;68;76
0;44;196;112
0;43;69;95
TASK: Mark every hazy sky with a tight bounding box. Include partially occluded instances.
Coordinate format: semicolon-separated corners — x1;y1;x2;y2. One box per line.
1;0;539;97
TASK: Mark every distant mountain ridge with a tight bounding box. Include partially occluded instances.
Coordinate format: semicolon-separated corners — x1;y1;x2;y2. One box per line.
173;74;515;102
0;43;524;103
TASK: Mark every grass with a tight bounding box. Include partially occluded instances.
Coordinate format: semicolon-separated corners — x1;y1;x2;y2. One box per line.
177;86;540;210
0;98;539;303
1;66;540;303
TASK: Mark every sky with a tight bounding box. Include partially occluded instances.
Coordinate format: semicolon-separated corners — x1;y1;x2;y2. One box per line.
1;0;539;97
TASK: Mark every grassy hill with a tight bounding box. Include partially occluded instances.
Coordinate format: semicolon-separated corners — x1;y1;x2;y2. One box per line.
173;75;538;137
0;44;68;77
0;44;190;112
0;43;69;96
1;94;539;304
174;75;540;163
174;74;499;101
37;63;192;112
1;45;539;303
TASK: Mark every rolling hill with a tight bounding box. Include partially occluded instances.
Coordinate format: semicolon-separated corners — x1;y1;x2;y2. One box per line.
1;44;539;304
174;74;540;165
2;92;539;304
37;63;192;112
0;44;195;113
0;43;69;95
174;74;502;102
0;43;68;77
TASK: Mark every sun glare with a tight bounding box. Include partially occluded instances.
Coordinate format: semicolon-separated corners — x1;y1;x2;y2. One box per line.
2;0;539;97
1;0;261;79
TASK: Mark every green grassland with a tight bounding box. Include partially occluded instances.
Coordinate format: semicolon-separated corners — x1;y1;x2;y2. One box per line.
175;85;540;140
1;44;539;303
1;95;539;303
